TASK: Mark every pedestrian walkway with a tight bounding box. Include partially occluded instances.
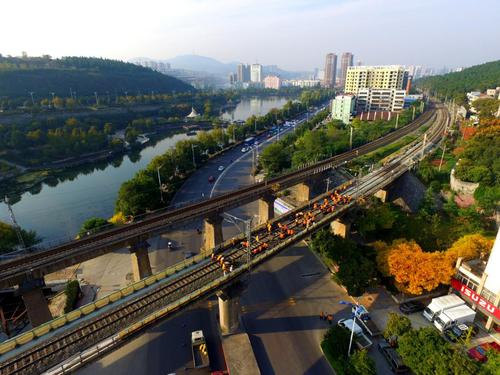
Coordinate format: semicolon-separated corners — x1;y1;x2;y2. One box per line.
221;333;261;375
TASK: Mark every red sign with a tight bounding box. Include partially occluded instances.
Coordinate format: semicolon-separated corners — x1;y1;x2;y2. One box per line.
451;278;500;320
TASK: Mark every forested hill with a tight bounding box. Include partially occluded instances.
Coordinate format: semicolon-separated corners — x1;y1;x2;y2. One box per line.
415;60;500;103
0;56;194;98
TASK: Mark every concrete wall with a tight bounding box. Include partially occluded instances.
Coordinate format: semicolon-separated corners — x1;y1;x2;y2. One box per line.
450;169;479;196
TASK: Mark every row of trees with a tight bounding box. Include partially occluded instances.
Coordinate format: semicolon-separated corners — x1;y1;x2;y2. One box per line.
259;103;422;176
384;313;498;375
114;90;333;216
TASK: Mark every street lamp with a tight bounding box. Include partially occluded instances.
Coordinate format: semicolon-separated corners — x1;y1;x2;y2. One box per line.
339;300;363;356
157;164;165;203
191;144;198;169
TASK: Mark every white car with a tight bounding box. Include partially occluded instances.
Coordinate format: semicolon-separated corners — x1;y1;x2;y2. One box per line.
241;147;248;153
218;165;224;171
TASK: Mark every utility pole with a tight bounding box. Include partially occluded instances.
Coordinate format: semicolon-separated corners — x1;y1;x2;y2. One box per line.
94;92;99;106
5;196;25;249
395;113;399;129
412;106;416;121
438;144;446;171
421;133;427;159
29;92;35;107
325;177;332;193
254;118;257;133
349;126;353;150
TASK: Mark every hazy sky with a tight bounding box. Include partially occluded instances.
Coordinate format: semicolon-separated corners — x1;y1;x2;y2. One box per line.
2;0;499;71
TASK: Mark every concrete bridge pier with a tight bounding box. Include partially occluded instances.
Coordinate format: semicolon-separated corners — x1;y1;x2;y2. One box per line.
374;188;389;202
295;181;313;203
19;277;52;327
258;193;276;224
330;218;351;239
129;239;152;281
217;281;246;335
203;214;224;251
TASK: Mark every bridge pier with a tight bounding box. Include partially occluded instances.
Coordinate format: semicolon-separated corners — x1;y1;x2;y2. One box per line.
19;277;52;327
295;181;312;203
258;194;275;224
374;188;389;203
203;214;224;252
129;240;152;281
217;282;245;335
330;218;351;239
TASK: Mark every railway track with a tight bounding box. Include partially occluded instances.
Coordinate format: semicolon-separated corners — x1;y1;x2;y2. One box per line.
0;106;448;374
0;107;437;287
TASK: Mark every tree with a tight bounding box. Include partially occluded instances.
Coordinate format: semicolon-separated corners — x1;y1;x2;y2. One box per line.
0;221;41;254
259;142;291;175
336;255;377;297
482;349;500;375
381;240;455;295
473;98;500;119
384;312;412;339
349;350;376;375
78;217;109;237
445;234;493;265
321;326;352;373
398;327;480;375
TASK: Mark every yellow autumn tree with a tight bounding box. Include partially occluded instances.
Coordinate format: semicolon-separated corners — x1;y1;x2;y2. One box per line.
445;234;493;265
385;240;455;295
109;212;127;225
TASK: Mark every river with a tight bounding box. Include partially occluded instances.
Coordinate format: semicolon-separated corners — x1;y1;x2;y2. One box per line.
0;97;289;243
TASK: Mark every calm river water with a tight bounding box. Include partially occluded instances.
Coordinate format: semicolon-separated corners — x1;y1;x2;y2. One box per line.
0;97;289;242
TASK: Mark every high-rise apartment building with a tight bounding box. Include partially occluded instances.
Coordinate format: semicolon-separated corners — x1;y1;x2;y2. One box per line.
344;65;407;94
356;88;406;112
323;53;337;88
237;64;251;82
250;64;262;83
339;52;354;88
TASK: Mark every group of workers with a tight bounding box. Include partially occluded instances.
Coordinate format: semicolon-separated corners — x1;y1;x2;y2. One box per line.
211;253;234;275
320;311;334;324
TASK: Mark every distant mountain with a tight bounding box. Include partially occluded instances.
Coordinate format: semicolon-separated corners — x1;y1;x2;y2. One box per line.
415;60;500;100
0;56;194;98
160;54;303;79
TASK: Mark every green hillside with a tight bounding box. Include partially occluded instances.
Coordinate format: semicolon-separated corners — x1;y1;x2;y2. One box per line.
0;56;194;98
415;60;500;103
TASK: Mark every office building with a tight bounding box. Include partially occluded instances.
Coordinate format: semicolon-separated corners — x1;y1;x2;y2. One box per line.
263;75;281;90
356;88;406;112
339;52;354;88
344;65;407;94
323;53;337;88
237;64;250;82
331;95;356;124
453;230;499;331
250;64;262;83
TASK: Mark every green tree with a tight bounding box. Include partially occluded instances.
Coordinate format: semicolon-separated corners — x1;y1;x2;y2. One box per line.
321;325;352;373
336;255;377;297
0;221;41;254
473;98;500;118
259;142;290;175
384;312;412;339
78;217;109;237
349;350;376;375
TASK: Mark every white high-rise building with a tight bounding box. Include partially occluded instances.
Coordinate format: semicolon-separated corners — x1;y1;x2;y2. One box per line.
250;64;262;83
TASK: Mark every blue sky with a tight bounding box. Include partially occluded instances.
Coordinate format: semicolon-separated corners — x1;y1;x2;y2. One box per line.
1;0;499;71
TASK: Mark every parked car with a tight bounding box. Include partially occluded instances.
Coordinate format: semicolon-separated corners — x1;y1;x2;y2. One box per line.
378;340;409;373
443;323;478;343
217;165;225;171
241;147;248;153
399;301;425;315
468;341;500;362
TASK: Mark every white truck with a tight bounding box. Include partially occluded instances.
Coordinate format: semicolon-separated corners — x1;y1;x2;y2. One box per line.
338;318;373;349
422;294;465;322
191;330;210;369
433;304;476;332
